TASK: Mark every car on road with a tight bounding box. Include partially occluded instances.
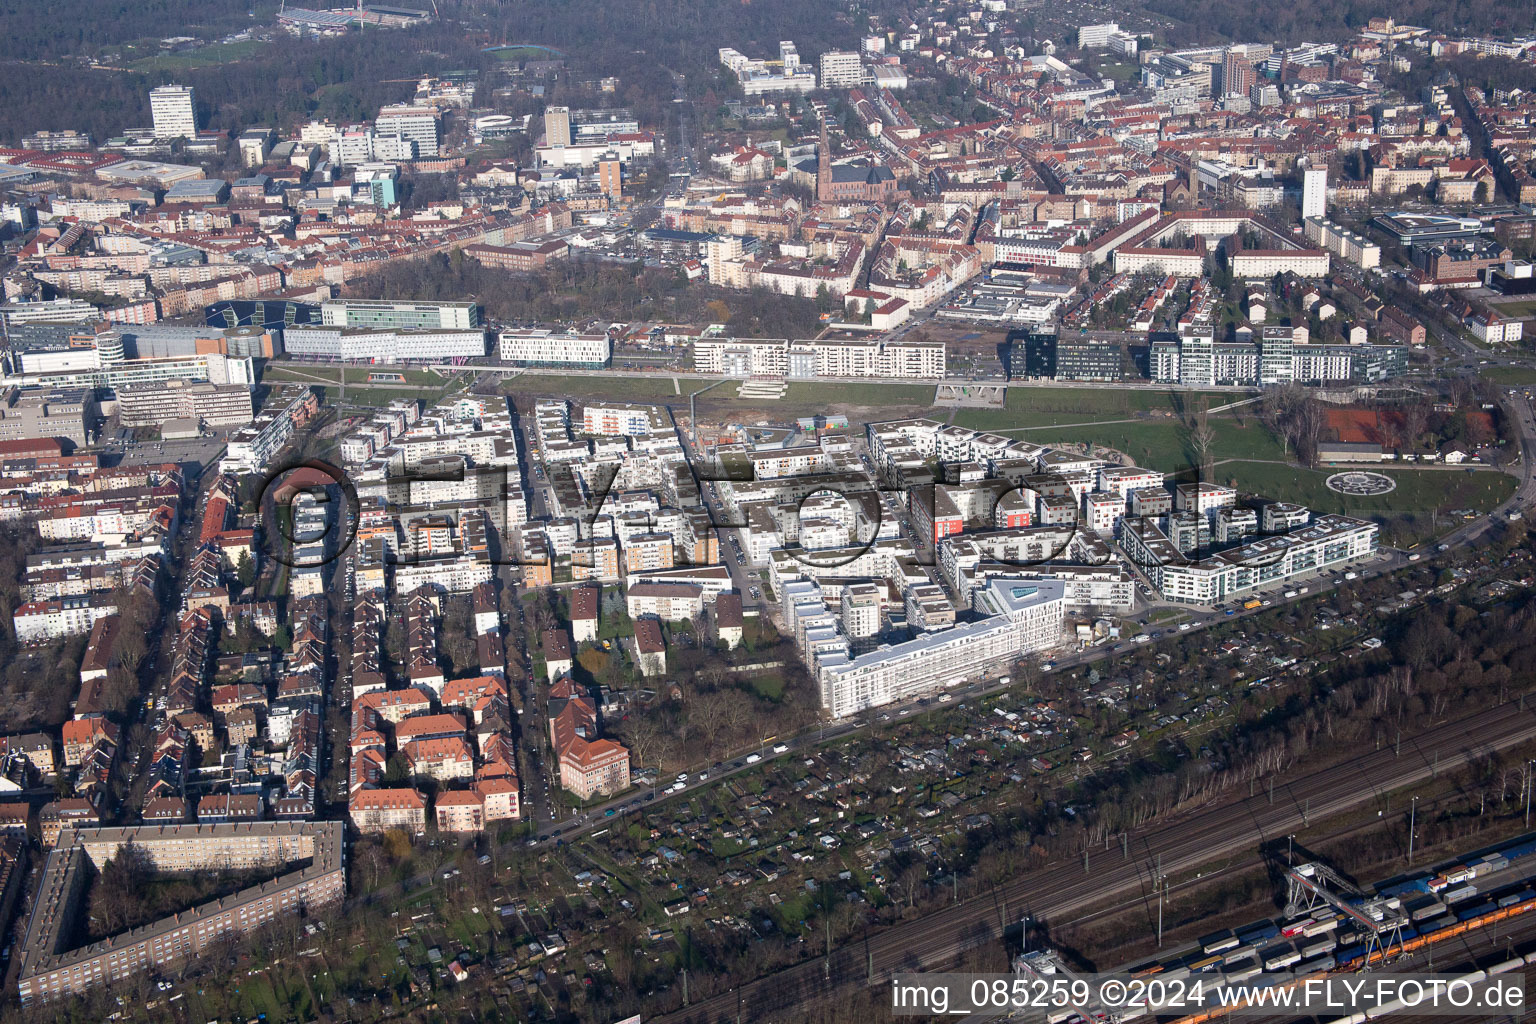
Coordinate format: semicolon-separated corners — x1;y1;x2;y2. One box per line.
1178;622;1191;631
1225;608;1236;615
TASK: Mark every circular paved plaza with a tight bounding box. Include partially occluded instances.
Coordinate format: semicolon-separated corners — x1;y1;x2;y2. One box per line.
1325;470;1396;496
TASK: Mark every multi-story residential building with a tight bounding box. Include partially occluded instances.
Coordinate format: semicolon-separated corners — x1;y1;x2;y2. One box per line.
816;578;1065;718
581;403;667;436
116;380;254;428
149;85;197;139
12;594;117;643
348;788;427;832
16;822;344;1005
434;791;484;832
0;387;92;446
1302;166;1328;220
626;582;704;621
497;329;611;368
284;327;486;362
220;388;319;474
374;104;439;156
1121;513;1376;603
403;737;475;781
1149;332;1407;387
819;50;864;89
548;677;630;799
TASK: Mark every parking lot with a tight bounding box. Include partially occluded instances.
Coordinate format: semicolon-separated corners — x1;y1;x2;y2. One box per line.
100;436;229;471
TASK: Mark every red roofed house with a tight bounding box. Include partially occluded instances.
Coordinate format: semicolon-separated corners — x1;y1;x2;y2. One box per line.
392;712;468;747
475;774;521;822
403;736;475;782
349;787;426;833
62;719;116;767
547;677;629;800
434;790;484;832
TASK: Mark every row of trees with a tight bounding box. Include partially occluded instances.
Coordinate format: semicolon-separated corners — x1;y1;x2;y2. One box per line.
344;251;826;338
1149;0;1531;46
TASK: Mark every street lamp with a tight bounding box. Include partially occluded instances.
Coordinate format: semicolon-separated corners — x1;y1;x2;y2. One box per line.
1408;796;1419;866
1526;760;1534;829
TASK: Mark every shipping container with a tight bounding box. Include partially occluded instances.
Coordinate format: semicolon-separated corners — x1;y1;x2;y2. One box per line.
1237;921;1280;944
1261;943;1301;970
1199;930;1238;954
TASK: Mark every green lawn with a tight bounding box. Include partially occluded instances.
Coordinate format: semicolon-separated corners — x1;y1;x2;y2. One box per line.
315;386;440;408
266;363;449;388
502;373;681;401
747;674;786;701
1480;365;1536;387
1046;418;1286;473
1490;300;1536;319
127;38;266;71
780;381;936;407
1096;60;1140;83
1214;461;1517;546
953;387;1242;431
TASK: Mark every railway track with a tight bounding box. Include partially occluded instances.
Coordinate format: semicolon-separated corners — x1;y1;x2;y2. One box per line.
656;701;1536;1024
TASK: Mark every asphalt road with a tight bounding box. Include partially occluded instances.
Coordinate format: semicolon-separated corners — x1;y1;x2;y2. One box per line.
654;699;1536;1024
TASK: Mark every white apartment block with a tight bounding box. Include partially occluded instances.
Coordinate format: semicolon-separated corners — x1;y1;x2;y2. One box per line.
498;329;611;368
1122;513;1376;604
1302;166;1328;220
1304;217;1381;269
221;390;312;474
283;327;486;362
819;50;864;89
695;336;944;379
150;85;198;139
374;104;439;157
329;127;375;167
747;446;830;479
394;555;494;595
1174;482;1237;516
1078;22;1120;47
815;578;1065;718
1097;465;1164;500
13;594;117;643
